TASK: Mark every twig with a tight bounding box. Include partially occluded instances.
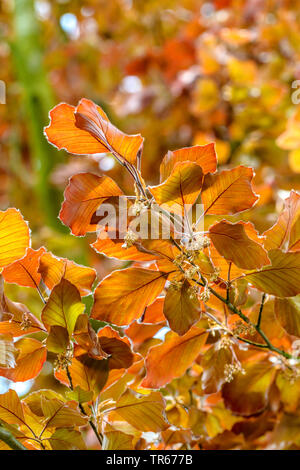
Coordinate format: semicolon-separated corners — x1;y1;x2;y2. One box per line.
66;365;103;447
0;425;27;450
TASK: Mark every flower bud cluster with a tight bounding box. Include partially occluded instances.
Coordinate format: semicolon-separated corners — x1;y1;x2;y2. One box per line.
122;229;138;248
224;363;246;383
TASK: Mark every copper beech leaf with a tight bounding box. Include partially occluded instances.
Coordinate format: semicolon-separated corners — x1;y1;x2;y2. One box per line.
0;293;45;338
0;390;26;426
97;326;134;370
209;220;270;270
102;428;133;450
202;166;258;215
45;98;144;165
42;279;85;336
0;335;17;368
73;314;108;359
149;162;203;215
92;232;156;262
0;209;30;268
38;251;96;296
237;249;300;297
163;280;201;335
2;247;46;288
201;344;233;394
40;397;87;430
160;144;217;182
274;295;300;337
263;190;300;251
91;268;167;325
142;297;165;324
0;338;46;382
60;173;123;236
46;326;69;353
141;326;208;389
48;428;86;451
55;354;109;397
114;390;168;432
222;358;276;416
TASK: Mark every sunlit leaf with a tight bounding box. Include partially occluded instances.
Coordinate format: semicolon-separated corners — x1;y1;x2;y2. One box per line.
202;166;258;215
55;354;109;397
274;295;300;337
40;397;87;430
0;335;17;368
0;390;26;426
48;428;86;450
42;279;85;336
2;247;46;288
222;357;276;416
163;280;200;335
263;191;300;251
60;173;123;236
39;252;96;296
91;268;167;325
0;209;30;268
160;144;217;182
149;162;203;215
97;326;134;370
114;390;168;432
0;338;46;382
141;326;208;389
239;249;300;297
209;220;270;270
45;98;144;165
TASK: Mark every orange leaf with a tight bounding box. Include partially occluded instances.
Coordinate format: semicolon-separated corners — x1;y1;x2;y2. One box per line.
73;315;108;359
38;252;96;296
159;144;217;182
149;162;203;215
92;232;156;262
0;338;46;382
202;166;258;215
263;191;300;251
125;322;164;348
0;389;26;426
97;326;134;370
45;99;144;165
163;280;201;335
91;268;167;325
142;297;165;324
238;249;300;297
0;292;45;337
0;209;30;268
209;220;270;270
141;326;208;389
60;173;123;236
2;247;46;288
114;390;168;432
55;354;109;397
222;357;276;416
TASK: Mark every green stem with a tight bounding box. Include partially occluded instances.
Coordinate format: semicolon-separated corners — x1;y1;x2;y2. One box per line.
0;425;27;450
170;239;293;360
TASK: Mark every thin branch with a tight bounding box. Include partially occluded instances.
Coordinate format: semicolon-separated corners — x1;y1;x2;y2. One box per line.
170;238;294;360
66;365;103;448
256;293;266;328
0;425;27;450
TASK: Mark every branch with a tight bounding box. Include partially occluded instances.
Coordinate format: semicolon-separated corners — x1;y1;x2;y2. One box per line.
169;238;293;360
0;425;27;450
66;365;103;448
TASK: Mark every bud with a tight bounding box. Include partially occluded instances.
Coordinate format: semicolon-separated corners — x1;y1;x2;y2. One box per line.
122;229;138;248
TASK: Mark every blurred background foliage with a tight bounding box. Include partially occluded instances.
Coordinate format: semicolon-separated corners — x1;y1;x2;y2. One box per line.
0;0;300;398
